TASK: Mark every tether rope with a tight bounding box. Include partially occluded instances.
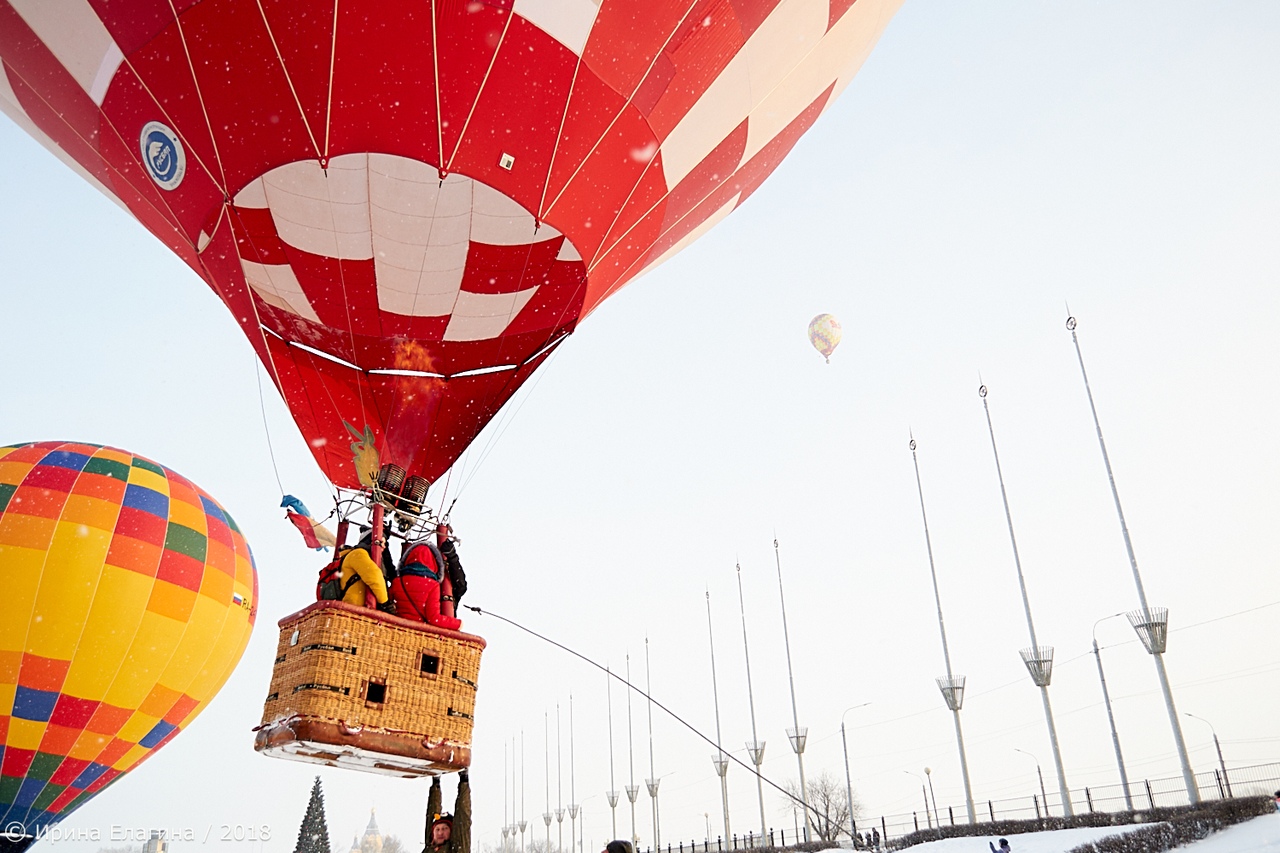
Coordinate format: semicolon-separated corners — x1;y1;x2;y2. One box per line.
462;604;821;823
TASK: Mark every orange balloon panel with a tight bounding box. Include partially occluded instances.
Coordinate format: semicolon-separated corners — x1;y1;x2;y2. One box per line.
0;442;256;838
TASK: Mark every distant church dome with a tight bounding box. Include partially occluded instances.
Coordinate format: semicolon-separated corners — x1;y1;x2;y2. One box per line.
361;809;383;853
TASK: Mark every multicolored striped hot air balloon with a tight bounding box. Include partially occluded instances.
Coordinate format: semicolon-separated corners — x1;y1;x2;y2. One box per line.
808;313;842;363
0;442;256;845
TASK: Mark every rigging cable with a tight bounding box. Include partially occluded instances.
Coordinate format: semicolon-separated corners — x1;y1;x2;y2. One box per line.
462;603;822;824
254;356;286;498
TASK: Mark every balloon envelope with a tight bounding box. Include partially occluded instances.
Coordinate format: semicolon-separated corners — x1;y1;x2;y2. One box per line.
808;313;842;362
0;0;901;486
0;442;256;838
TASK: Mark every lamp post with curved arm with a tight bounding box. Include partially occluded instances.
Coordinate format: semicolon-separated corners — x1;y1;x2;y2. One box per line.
923;767;940;830
1093;613;1133;809
1185;713;1232;798
840;703;871;844
903;771;931;829
1013;749;1048;817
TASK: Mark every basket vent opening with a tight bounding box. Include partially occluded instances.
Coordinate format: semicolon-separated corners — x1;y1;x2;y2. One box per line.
421;653;440;675
366;681;388;704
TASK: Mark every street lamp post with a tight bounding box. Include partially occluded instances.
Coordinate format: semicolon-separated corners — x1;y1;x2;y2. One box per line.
775;539;812;843
1185;713;1232;798
557;704;564;853
737;563;768;842
627;655;639;848
1014;749;1048;816
1093;613;1134;810
903;771;931;829
521;730;527;853
570;695;579;853
1066;314;1199;804
645;638;661;849
910;436;977;824
545;711;552;853
706;590;732;845
840;704;871;845
924;768;940;831
607;666;619;839
980;384;1073;817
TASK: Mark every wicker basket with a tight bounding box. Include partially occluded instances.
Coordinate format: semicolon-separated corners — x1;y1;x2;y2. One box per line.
254;600;485;777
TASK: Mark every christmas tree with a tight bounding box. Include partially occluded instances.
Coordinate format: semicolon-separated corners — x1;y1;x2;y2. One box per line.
293;777;333;853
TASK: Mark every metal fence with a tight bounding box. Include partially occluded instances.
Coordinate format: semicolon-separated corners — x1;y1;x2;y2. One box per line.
871;762;1280;844
634;762;1280;853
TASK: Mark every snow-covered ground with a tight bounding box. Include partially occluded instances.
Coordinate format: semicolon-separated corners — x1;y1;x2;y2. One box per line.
897;813;1280;853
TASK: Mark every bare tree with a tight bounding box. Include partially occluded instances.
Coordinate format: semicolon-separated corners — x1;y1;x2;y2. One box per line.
382;836;406;853
780;771;863;843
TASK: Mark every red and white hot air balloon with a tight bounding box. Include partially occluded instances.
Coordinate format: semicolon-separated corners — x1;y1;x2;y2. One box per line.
0;0;902;487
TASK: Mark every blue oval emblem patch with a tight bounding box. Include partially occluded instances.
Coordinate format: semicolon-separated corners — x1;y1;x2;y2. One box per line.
139;121;186;190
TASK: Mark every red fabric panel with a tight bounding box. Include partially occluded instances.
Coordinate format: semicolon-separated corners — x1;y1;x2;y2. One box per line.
88;0;199;56
435;0;510;166
728;0;783;37
280;251;381;346
445;17;578;215
543;102;660;263
644;0;743;138
327;0;440;164
96;64;222;246
460;239;564;294
828;0;860;31
658;119;749;235
137;0;318;194
540;68;630;220
582;0;692;98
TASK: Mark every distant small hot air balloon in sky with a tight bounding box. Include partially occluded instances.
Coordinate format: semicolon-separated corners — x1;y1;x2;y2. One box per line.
0;442;256;844
808;314;843;363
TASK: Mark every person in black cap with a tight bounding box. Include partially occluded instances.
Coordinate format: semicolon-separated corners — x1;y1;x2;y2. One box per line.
604;842;635;853
989;839;1011;853
425;772;470;853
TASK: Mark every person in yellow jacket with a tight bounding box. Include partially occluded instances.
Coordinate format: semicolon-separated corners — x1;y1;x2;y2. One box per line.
338;529;396;613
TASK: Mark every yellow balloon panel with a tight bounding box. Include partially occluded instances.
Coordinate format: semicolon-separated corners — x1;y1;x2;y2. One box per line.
0;442;257;835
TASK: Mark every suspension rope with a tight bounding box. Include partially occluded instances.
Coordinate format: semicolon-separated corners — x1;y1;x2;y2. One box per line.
461;603;821;823
255;356;286;498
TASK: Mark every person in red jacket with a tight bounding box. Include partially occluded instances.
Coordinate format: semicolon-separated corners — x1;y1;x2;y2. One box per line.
392;523;462;630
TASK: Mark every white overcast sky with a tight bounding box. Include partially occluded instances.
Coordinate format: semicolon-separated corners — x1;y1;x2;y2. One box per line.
2;2;1278;853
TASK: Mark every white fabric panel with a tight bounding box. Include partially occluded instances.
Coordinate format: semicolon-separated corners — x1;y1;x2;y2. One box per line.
829;0;905;101
9;0;123;106
658;0;827;189
740;0;900;168
513;0;601;56
469;180;541;245
370;164;471;317
232;154;561;334
89;41;123;104
241;259;322;323
262;154;374;260
233;176;269;208
443;288;539;342
0;66;129;214
636;193;740;278
556;237;582;262
658;64;752;190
